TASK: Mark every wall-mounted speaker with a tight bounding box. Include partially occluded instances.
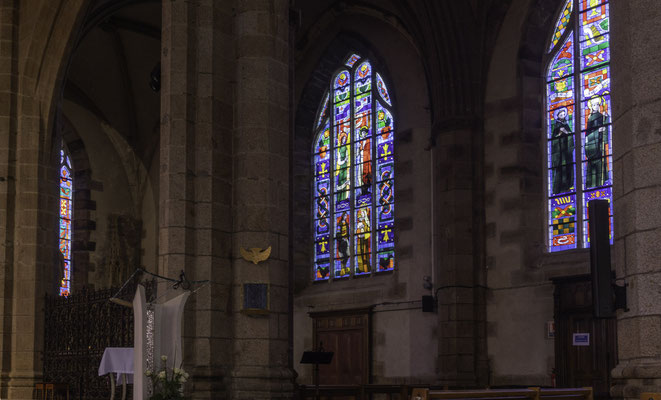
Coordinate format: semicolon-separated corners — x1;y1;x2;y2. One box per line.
588;199;613;318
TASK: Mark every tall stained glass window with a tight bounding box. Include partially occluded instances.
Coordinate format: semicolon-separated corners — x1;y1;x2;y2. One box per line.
59;144;73;296
312;53;395;280
546;0;613;252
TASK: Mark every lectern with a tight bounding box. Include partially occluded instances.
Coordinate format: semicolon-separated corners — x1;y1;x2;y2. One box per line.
300;343;334;400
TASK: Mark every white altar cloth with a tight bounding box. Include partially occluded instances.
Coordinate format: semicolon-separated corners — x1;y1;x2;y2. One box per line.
98;347;134;384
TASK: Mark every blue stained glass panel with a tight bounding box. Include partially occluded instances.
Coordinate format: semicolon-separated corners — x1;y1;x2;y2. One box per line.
580;94;611;131
355;190;372;208
354;255;371;275
335;192;350;212
355;61;371;93
549;195;577;251
334;70;350;92
579;0;606;12
377;251;395;272
378;179;394;214
354;93;372;114
345;54;361;67
315;178;329;197
580;34;609;70
354;112;372;141
59;238;70;259
60;179;72;199
549;0;573;51
547;104;575;140
315;236;330;259
547;76;574;111
354;138;372;164
377;204;394;228
377;103;394;133
334;101;350;122
580;66;610;100
547;32;574;82
315;217;330;236
60;165;71;179
315;195;330;219
579;4;609;42
334;258;350;277
59;220;70;240
376;73;392;106
315;262;330;280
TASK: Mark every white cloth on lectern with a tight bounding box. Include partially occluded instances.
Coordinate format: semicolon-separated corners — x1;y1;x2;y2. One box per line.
133;285;190;400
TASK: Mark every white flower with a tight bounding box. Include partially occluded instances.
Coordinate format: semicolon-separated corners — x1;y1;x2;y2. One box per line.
157;371;166;380
160;355;168;362
184;371;190;379
173;367;181;375
145;370;152;377
178;375;187;383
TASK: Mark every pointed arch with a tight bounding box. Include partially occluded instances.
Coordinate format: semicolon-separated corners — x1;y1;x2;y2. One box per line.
312;53;395;280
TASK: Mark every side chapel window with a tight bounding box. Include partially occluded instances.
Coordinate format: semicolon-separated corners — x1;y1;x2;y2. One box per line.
59;144;73;295
546;0;613;252
312;53;395;280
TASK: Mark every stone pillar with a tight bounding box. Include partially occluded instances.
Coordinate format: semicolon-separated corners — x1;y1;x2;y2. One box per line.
434;122;488;387
0;0;18;396
230;0;294;397
610;1;661;399
160;0;234;397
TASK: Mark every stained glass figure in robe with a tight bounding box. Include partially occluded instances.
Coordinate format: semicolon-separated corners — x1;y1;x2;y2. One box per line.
584;96;609;188
550;107;574;194
355;207;371;274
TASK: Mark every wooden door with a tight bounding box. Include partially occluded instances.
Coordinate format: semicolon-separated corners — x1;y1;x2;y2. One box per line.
310;308;371;385
554;276;617;399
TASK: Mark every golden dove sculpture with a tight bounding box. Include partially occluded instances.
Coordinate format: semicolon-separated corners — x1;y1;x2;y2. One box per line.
240;246;271;265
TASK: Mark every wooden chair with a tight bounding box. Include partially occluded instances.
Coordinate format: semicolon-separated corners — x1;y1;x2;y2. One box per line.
34;382;69;400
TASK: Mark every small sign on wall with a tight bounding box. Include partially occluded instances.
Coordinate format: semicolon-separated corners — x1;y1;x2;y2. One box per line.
572;333;590;346
546;321;555;339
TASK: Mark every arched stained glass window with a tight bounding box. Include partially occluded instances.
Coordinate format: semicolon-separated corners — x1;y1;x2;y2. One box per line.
312;53;395;280
546;0;613;252
59;144;73;295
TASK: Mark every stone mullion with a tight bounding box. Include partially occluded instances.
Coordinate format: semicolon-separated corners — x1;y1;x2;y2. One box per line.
0;0;18;394
610;2;661;399
231;0;293;398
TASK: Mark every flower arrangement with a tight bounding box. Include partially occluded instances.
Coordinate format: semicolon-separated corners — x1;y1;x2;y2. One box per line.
145;355;189;400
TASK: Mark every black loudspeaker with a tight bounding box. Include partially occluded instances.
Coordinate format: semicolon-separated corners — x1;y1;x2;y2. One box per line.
422;295;435;312
588;199;613;318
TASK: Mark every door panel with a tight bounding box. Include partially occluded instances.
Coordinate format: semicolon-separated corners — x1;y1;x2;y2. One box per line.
311;308;371;385
554;277;617;399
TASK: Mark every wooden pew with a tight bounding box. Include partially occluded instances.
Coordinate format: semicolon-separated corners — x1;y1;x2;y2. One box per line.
538;387;593;400
428;387;593;400
429;388;539;400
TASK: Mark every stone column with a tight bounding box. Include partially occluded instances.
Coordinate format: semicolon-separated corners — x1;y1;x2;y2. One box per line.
230;0;294;398
160;0;234;397
434;122;488;387
0;0;18;396
610;1;661;399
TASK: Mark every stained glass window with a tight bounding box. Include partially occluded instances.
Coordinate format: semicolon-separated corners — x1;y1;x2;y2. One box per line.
312;53;395;280
59;144;73;295
546;0;613;252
